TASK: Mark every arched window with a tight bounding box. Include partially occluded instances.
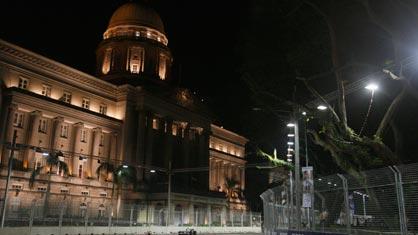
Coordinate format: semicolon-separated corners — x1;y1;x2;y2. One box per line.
98;204;106;218
158;53;168;80
102;48;112;74
127;47;144;74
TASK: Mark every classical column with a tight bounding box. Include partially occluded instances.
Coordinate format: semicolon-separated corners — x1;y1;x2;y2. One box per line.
240;167;245;190
216;160;221;190
163;117;173;167
0;104;18;166
50;116;64;151
89;127;102;178
71;122;83;176
144;112;154;181
135;109;146;180
188;203;194;225
24;110;42;169
207;204;212;226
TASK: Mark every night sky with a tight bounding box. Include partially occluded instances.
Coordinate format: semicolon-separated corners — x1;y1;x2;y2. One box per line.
2;0;418;210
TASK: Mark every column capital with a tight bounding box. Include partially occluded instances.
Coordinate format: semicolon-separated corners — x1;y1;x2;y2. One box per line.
93;127;102;132
73;122;84;127
30;110;42;117
9;103;18;112
53;116;64;122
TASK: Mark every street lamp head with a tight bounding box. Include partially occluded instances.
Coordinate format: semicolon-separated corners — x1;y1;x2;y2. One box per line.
42;152;49;156
150;169;156;173
317;105;327;111
302;111;307;116
365;83;378;91
287;123;295;127
287;134;295;137
287;158;292;162
122;165;128;169
286;153;292;157
287;142;294;145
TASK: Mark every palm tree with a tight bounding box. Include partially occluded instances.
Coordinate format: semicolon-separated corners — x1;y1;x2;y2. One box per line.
29;150;69;218
224;178;240;201
96;162;137;219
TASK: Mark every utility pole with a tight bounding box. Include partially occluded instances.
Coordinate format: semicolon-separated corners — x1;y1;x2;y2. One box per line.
1;130;17;228
294;120;301;230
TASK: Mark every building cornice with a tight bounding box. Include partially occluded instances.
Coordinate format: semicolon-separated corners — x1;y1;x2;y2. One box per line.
0;39;117;99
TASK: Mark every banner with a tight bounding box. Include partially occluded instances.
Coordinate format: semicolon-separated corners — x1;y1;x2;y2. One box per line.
302;166;313;208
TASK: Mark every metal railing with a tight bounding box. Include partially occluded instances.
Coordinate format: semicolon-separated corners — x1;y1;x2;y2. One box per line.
0;200;262;230
261;163;418;234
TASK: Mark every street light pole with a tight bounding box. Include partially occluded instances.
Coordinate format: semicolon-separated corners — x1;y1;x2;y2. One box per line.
1;130;17;228
294;121;301;230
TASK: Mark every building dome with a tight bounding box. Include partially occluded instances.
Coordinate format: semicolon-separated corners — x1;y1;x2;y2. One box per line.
108;2;165;34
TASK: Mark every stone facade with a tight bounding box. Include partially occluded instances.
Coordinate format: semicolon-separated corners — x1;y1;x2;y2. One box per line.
0;2;248;225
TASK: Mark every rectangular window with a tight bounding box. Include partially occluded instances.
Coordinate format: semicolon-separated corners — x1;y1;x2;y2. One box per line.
99;104;107;115
128;47;144;73
152;118;158;130
37;186;47;192
60;188;69;194
172;124;178;136
80;129;88;142
41;84;51;97
11;184;23;190
82;98;90;109
13;112;24;128
62;91;72;103
38;119;47;133
158;54;168;80
60;124;68;138
18;77;29;89
81;191;89;196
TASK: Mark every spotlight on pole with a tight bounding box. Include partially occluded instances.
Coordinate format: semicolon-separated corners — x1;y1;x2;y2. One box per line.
287;123;295;127
288;134;295;137
287;142;294;145
317;105;327;111
302;111;307;116
287;154;292;157
150;169;156;173
365;83;378;91
42;152;49;156
122;165;128;169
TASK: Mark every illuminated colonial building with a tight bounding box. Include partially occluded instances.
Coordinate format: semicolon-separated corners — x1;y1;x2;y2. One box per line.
0;2;247;225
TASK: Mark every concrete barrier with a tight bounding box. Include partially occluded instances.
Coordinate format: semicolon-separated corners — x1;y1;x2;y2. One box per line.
0;225;262;235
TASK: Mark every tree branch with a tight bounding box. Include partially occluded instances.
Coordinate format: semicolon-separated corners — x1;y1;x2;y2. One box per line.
376;82;407;137
302;79;341;122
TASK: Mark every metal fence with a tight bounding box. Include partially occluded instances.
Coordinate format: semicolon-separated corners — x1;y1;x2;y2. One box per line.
1;201;262;229
261;163;418;234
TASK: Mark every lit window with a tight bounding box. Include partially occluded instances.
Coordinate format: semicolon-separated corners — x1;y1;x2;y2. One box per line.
13;112;24;127
18;77;29;89
158;54;168;80
81;129;88;143
135;31;140;37
38;119;47;133
41;84;51;97
99;104;107;115
60;124;68;138
62;91;72;103
152;118;158;129
82;98;90;109
127;47;144;74
102;48;112;74
172;124;178;136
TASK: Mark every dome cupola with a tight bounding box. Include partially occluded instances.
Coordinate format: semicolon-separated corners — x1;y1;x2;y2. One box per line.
96;2;173;85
